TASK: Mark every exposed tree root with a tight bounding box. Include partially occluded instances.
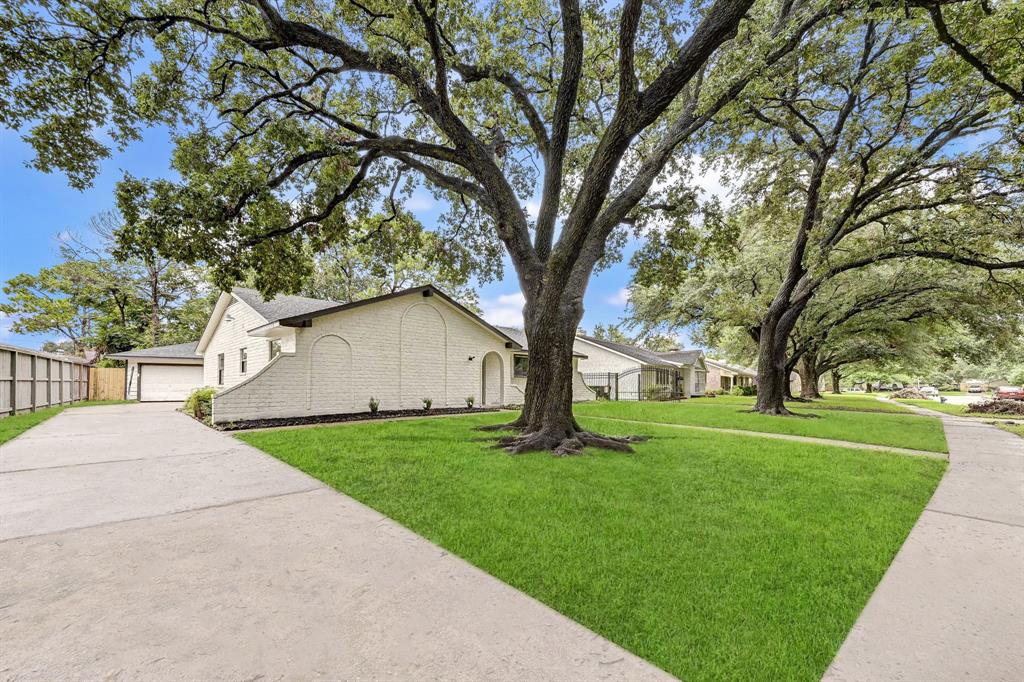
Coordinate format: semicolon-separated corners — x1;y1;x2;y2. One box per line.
491;430;649;456
475;421;526;432
750;406;794;416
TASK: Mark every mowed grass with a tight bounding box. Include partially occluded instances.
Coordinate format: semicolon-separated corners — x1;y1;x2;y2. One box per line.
895;398;1023;420
708;393;911;414
239;413;946;682
576;398;947;452
997;423;1024;439
0;400;135;445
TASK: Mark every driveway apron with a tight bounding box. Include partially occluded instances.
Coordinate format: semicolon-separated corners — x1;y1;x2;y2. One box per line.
0;403;671;681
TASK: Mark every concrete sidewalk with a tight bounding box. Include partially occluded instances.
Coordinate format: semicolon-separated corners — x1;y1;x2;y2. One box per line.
823;406;1024;681
0;403;671;681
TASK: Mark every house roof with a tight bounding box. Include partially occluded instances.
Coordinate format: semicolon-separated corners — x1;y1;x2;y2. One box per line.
231;287;340;323
576;335;677;366
106;341;201;361
657;349;704;366
495;327;588;358
705;358;757;376
269;285;524;349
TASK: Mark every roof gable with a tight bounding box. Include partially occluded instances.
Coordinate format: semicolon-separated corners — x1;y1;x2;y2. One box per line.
272;285;523;349
106;341;200;360
575;335;674;366
231;287;339;323
657;349;704;366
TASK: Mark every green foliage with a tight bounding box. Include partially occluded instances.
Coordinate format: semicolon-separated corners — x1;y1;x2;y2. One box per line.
422;397;432;411
465;396;474;408
299;214;482;309
644;384;672;401
368;397;380;414
0;210;214;354
730;385;756;396
184;387;216;423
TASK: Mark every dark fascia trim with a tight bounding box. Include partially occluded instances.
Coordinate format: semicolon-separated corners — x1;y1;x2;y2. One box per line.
276;284;524;349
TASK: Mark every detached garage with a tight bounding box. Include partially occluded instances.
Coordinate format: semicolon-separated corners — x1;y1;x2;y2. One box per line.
106;342;204;402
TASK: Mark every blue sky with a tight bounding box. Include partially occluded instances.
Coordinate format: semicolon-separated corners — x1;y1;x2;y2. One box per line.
0;124;696;349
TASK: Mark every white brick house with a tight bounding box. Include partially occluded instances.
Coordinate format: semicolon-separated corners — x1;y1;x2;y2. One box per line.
573;336;707;399
191;285;594;423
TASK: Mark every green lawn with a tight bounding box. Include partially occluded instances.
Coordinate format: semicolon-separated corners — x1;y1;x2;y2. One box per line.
895;399;1022;420
997;423;1024;438
706;393;910;414
239;412;945;682
577;399;947;452
0;400;135;445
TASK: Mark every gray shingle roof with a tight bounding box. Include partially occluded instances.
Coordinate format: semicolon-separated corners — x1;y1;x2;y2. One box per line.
232;287;340;323
705;358;756;376
495;326;586;357
106;341;201;360
576;335;677;366
657;349;704;366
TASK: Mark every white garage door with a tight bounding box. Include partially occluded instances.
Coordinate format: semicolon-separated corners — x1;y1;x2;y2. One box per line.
139;363;204;402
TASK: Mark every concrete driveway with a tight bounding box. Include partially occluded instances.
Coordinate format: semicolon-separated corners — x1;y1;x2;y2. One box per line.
0;403;670;681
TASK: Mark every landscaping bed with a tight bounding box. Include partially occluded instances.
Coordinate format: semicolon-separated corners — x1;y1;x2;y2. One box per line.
239;411;946;681
216;406;500;431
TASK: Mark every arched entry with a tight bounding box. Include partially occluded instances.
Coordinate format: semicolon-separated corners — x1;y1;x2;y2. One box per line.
400;303;447;408
307;334;352;413
481;352;504;406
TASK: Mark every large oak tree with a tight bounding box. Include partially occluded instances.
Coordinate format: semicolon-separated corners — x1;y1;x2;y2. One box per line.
1;0;838;452
631;7;1022;414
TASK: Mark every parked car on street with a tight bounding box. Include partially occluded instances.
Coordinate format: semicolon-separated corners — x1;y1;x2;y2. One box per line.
994;386;1024;400
967;383;986;393
919;386;939;396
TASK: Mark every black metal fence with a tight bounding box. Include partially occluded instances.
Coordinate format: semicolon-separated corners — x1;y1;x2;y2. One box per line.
582;367;683;401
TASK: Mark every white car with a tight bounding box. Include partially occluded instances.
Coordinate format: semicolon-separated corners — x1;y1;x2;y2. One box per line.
919;386;939;396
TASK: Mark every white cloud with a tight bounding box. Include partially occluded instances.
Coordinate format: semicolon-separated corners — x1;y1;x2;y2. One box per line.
406;190;436;212
479;291;526;327
605;288;630;306
0;313;11;340
525;200;541;219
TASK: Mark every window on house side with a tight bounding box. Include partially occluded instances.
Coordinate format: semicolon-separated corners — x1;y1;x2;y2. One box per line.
217;353;224;385
269;339;281;359
240;347;248;374
513;355;529;378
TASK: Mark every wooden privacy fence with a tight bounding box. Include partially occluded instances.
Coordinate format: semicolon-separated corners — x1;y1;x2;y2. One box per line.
88;367;126;401
0;343;91;417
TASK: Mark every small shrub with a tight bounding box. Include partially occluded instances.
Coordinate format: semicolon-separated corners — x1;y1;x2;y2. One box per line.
422;397;432;411
645;384;672;401
368;397;380;415
184;387;216;424
891;388;928;399
967;399;1024;416
465;396;474;408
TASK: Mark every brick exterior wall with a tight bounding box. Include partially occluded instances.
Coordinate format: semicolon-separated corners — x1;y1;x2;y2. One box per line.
211;293;594;423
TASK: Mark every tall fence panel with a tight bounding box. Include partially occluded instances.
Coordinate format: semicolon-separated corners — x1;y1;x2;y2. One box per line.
0;343;91;417
582;367;682;401
89;367;126;401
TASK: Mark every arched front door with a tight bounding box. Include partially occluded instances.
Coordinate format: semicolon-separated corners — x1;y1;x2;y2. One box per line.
481;352;504;406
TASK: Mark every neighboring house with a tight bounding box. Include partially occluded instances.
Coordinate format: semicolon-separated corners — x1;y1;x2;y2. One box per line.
704;358;757;392
106;342;203;402
574;336;707;399
494;326;593;405
179;285;595;423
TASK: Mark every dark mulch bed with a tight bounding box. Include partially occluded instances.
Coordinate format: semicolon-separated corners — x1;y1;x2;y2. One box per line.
216;406;501;431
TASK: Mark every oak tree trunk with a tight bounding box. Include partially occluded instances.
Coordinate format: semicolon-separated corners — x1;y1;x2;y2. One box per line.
831;370;841;394
754;321;791;414
481;286;645;455
798;355;822;399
